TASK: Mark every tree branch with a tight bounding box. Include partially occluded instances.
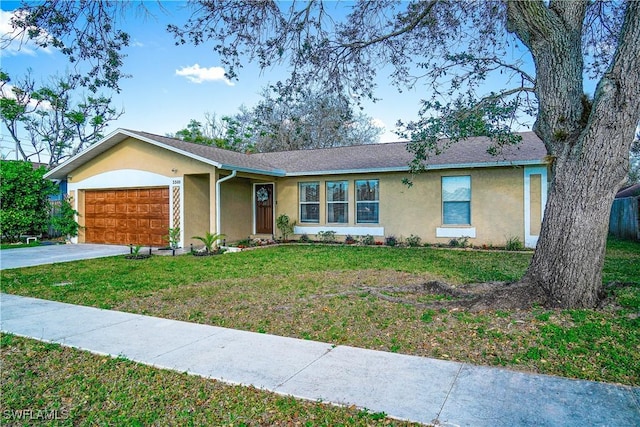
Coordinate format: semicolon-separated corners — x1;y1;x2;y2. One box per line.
340;0;438;50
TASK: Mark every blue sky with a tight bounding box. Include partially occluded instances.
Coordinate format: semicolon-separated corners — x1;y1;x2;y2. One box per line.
0;1;431;159
0;1;537;160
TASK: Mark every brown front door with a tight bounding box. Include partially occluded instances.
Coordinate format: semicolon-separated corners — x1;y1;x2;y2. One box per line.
85;187;170;246
255;183;274;234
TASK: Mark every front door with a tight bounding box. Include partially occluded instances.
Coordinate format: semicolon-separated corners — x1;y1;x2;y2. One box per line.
255;183;274;234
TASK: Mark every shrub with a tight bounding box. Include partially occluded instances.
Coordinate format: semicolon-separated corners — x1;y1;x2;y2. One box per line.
449;236;469;248
385;235;398;247
0;160;57;242
50;196;80;239
406;234;422;247
316;230;337;243
276;213;296;241
192;232;225;253
505;235;524;251
299;233;310;243
361;234;375;245
344;234;356;244
164;227;181;249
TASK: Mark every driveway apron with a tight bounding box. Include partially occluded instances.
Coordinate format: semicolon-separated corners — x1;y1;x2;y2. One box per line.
0;244;130;270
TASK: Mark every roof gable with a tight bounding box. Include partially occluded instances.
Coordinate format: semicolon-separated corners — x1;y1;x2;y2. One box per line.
45;128;547;180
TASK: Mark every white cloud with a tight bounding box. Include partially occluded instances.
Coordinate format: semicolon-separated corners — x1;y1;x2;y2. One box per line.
175;64;234;86
0;9;53;56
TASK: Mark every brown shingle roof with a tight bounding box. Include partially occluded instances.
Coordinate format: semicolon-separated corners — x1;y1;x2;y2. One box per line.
256;132;546;174
133;130;547;175
45;129;547;180
127;130;284;174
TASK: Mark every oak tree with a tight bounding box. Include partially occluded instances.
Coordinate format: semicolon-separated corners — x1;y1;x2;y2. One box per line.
170;0;639;308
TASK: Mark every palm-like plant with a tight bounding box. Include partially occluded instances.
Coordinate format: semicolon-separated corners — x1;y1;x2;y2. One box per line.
192;232;225;253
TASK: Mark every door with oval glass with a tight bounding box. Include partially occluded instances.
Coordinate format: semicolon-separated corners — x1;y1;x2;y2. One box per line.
254;183;274;235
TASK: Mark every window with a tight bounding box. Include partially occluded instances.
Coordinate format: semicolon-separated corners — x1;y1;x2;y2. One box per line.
442;176;471;225
326;181;348;223
299;182;320;223
355;179;379;223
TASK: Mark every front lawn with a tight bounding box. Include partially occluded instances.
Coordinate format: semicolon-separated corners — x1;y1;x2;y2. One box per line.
2;240;638;383
1;239;638;424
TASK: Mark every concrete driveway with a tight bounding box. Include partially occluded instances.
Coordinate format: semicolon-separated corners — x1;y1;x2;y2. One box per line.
0;244;130;270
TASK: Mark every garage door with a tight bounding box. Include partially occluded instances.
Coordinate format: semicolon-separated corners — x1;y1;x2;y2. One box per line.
85;188;170;246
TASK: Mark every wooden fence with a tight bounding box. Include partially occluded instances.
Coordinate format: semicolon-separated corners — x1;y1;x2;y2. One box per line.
609;197;640;241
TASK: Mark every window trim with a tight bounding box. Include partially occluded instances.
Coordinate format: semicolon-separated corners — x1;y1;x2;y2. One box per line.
355;179;380;224
441;175;471;226
326;180;348;224
299;181;320;223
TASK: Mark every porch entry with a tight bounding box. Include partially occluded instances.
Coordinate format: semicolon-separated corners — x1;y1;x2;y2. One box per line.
254;183;274;235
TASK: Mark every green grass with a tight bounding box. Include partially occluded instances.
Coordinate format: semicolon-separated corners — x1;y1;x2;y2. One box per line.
1;334;413;426
0;245;532;307
0;241;42;250
1;239;638;424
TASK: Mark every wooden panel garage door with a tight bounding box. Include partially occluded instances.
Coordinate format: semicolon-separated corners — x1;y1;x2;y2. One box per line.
85;188;170;246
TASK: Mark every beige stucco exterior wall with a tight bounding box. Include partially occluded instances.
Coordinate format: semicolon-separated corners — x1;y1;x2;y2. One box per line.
274;167;531;246
69;138;213;182
183;174;211;247
219;177;253;241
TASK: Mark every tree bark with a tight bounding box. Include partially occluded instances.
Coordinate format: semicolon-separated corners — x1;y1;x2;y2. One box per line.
507;1;640;308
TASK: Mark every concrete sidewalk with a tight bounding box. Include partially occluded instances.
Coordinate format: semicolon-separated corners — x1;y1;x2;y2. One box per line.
0;244;130;270
1;293;638;426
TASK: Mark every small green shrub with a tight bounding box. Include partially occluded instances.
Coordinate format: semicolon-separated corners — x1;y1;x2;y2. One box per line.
299;233;310;243
316;230;336;243
165;227;181;249
385;235;398;247
276;214;296;241
192;232;225;253
125;244;151;260
449;236;469;248
344;234;356;244
50;196;80;238
505;236;524;251
406;234;422;247
361;234;375;245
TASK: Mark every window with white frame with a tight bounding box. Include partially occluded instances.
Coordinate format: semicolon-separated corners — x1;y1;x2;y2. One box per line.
326;181;348;223
299;182;320;223
442;176;471;225
355;179;379;223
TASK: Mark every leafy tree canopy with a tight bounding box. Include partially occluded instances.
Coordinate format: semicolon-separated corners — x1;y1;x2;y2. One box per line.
0;160;56;242
172;86;382;152
0;70;123;167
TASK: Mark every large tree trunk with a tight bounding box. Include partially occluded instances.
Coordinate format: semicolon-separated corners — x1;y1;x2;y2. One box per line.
522;130;629;308
507;1;640;308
